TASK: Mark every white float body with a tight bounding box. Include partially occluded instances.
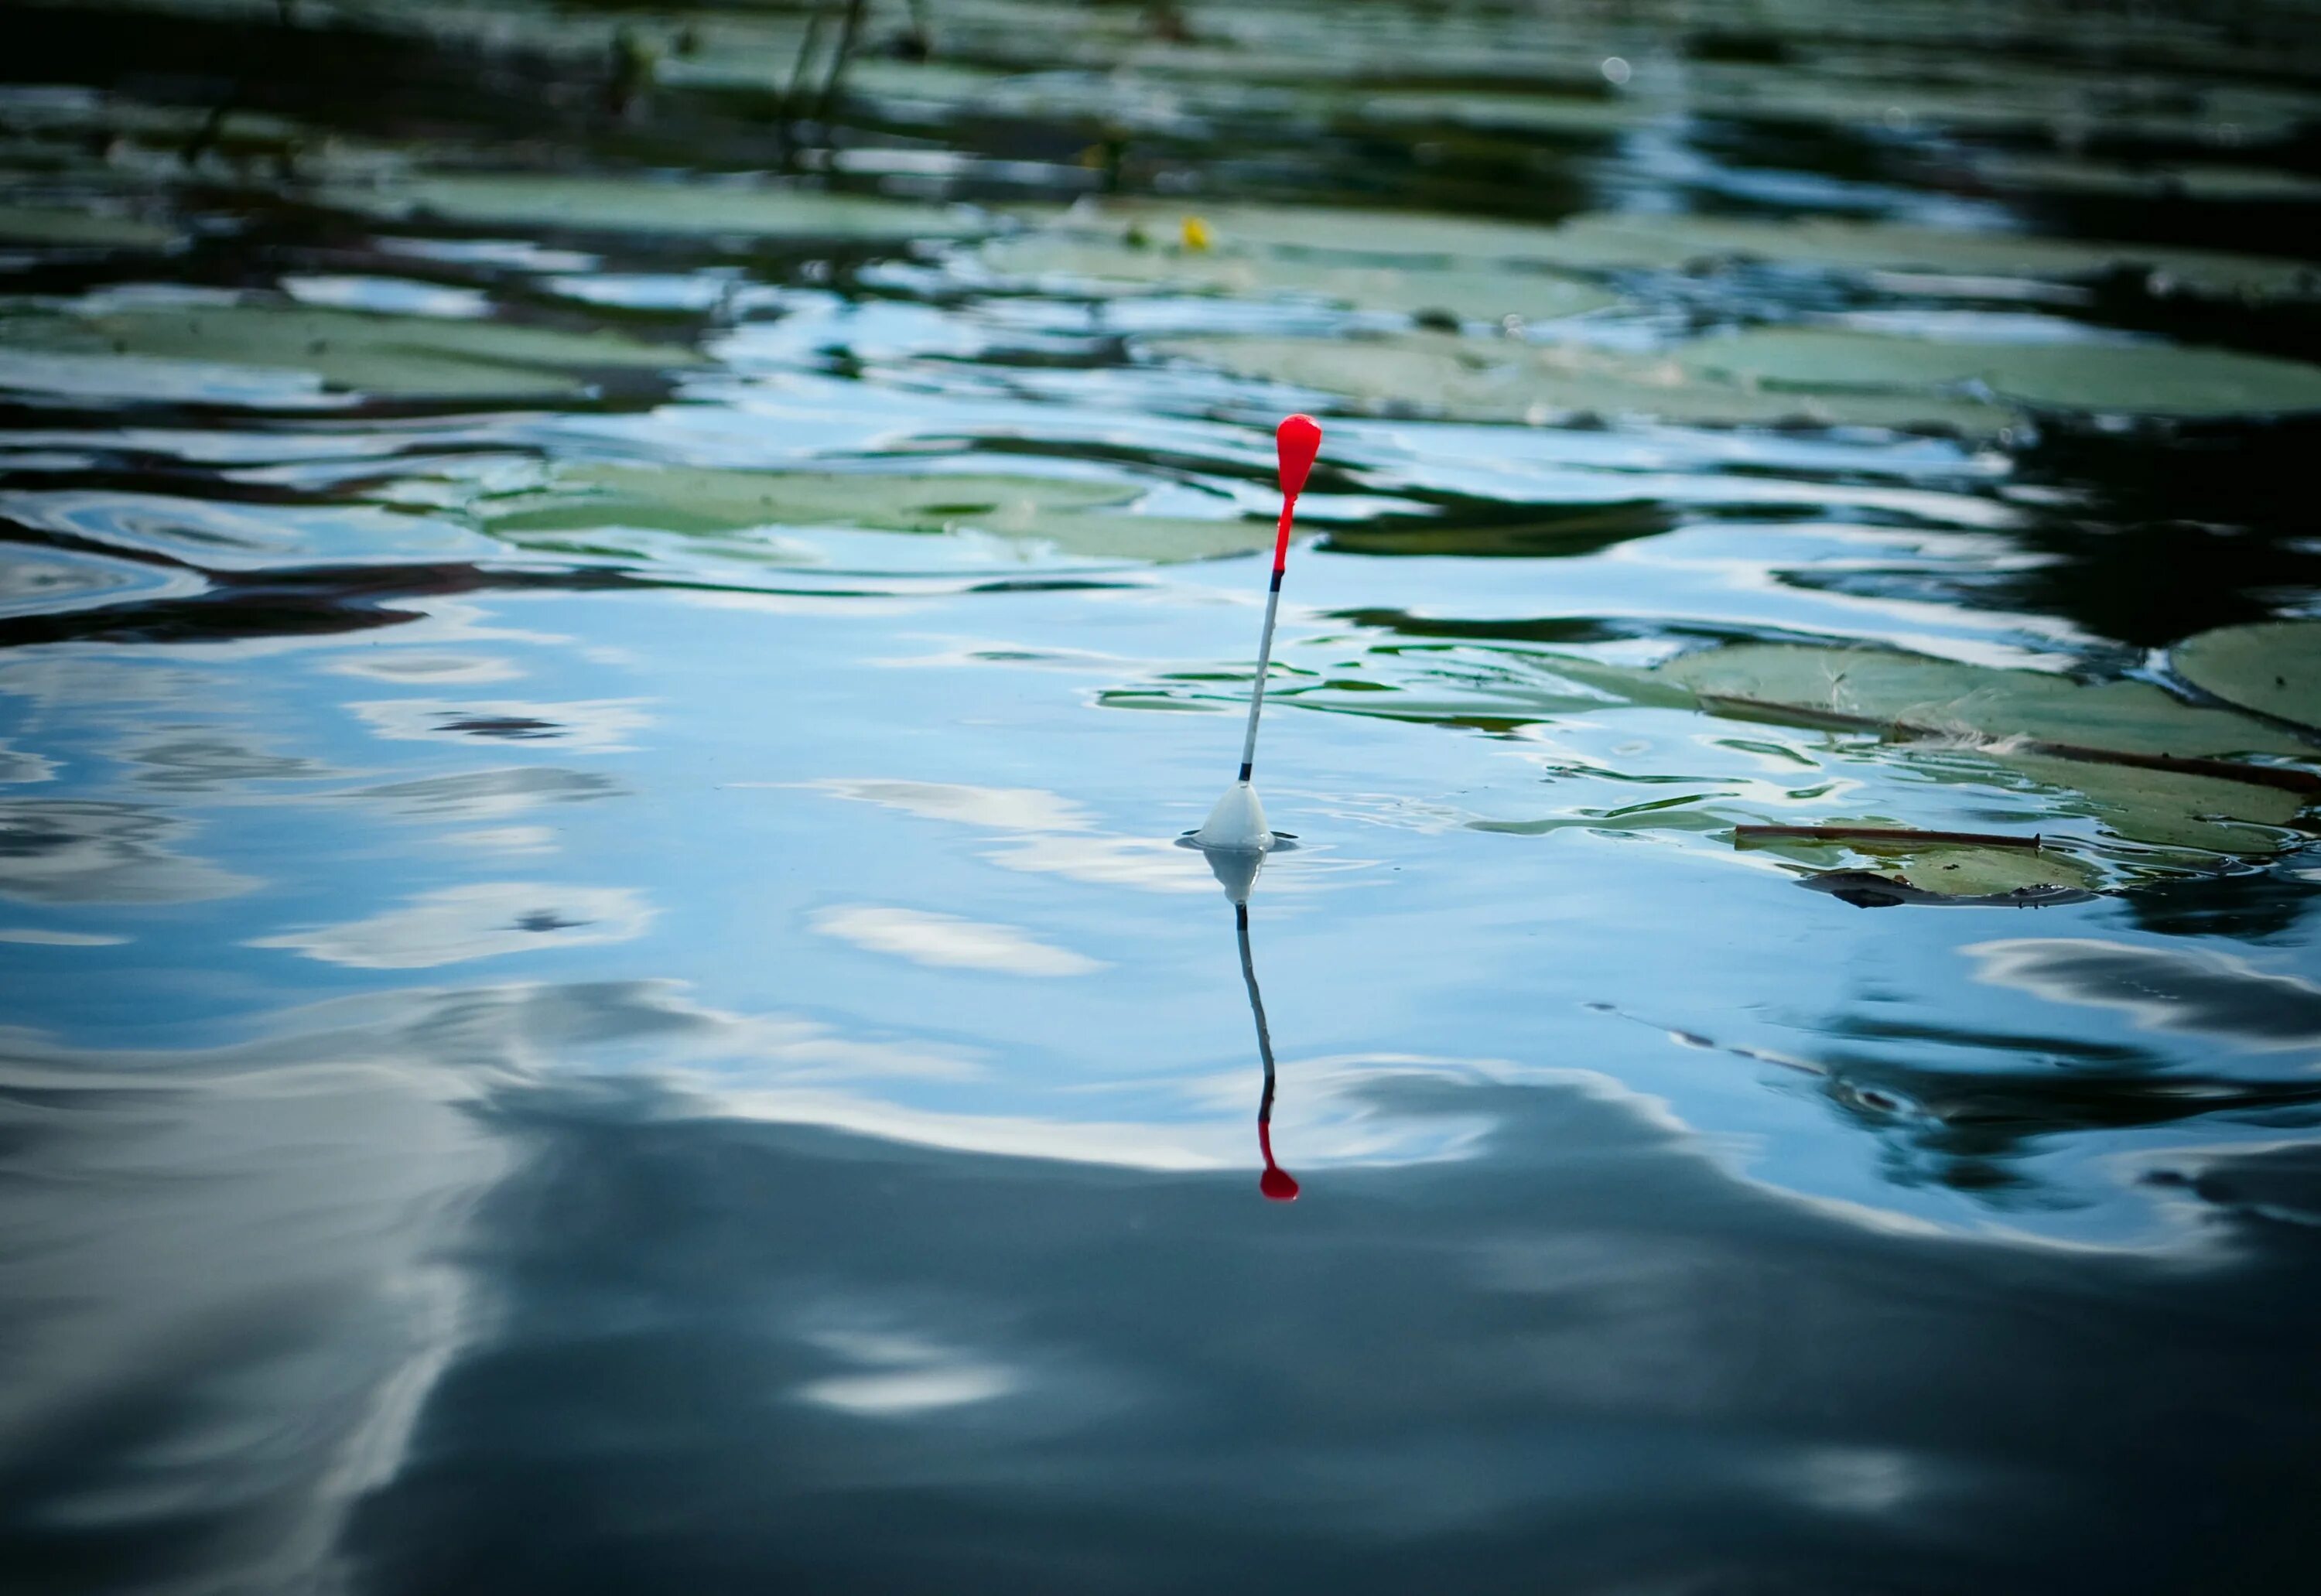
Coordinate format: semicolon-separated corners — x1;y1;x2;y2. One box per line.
1193;781;1273;853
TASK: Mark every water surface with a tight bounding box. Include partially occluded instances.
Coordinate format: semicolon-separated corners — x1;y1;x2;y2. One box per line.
4;2;2320;1591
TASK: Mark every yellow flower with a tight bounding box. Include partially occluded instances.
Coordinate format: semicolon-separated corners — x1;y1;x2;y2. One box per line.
1181;215;1212;252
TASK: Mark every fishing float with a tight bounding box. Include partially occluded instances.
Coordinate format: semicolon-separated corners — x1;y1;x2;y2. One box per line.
1192;412;1323;853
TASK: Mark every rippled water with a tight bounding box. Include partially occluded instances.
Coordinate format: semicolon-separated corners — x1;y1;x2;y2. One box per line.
5;2;2321;1591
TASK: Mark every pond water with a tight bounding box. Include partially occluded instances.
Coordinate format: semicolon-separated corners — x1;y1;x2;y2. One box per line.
4;2;2321;1591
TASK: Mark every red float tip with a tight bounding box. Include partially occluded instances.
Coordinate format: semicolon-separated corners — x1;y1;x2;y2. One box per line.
1260;1165;1301;1201
1277;413;1321;501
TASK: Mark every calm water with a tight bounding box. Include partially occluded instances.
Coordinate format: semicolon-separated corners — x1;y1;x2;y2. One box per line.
5;2;2321;1591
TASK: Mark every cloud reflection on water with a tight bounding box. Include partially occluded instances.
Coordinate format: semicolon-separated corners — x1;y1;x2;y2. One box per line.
248;882;655;969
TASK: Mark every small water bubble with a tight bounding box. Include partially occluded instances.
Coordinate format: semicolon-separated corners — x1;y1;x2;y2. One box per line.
1600;56;1632;86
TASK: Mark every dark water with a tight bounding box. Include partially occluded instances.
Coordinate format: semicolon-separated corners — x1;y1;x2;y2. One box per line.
5;2;2321;1591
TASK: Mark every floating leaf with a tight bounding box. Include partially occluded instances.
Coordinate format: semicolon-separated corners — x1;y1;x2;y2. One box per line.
1269;635;2315;874
329;175;985;242
1315;499;1673;559
1969;152;2321;206
0;302;697;402
1738;829;2104;904
1993;750;2305;855
981;231;1615;322
1796;868;2099;908
1084;203;2319;299
1678;329;2321;420
478;463;1270;564
1153;331;2008;434
0;203;178;249
1656;643;2314;760
2172;620;2321;732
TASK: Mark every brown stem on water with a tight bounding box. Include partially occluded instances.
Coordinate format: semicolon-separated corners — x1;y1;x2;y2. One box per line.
781;3;831;146
816;0;873;127
1734;825;2042;850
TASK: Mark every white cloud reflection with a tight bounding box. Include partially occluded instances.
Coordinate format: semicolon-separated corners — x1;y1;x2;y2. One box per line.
249;882;655;969
799;777;1219;894
812;905;1103;976
795;1328;1018;1418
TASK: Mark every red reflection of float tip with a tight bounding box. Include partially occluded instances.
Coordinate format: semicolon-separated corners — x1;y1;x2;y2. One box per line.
1277;413;1322;500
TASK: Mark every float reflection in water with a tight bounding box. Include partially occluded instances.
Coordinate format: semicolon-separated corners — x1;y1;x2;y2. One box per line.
1198;837;1300;1202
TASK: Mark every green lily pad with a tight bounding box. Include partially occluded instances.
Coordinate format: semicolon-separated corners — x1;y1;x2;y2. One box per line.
0;204;178;249
1797;868;2099;907
478;463;1271;564
1154;331;2008;434
2172;620;2321;731
1358;90;1642;138
1738;829;2104;903
1992;750;2305;855
1970;152;2321;206
1658;643;2314;760
329;174;985;242
1078;203;2319;299
1270;636;2314;871
979;232;1615;323
1041;201;1595;267
1678;328;2321;419
0;302;696;402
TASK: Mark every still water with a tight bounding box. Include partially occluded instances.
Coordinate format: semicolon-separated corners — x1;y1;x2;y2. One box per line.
4;1;2320;1590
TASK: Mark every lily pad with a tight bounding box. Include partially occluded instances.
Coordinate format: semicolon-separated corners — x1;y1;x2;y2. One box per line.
1154;331;2008;434
979;232;1615;323
1040;201;1597;267
2172;620;2321;732
1359;90;1642;138
329;175;985;243
1994;750;2306;856
0;204;178;249
1657;643;2315;760
477;463;1271;564
1074;203;2321;299
1738;830;2104;904
1796;868;2098;908
1678;329;2321;420
1272;636;2315;872
0;302;696;402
